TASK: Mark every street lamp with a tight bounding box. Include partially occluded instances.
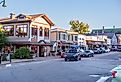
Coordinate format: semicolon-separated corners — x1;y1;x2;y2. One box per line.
0;0;7;7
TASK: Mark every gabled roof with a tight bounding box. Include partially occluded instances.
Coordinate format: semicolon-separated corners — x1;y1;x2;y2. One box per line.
66;30;78;35
0;13;54;26
51;28;66;32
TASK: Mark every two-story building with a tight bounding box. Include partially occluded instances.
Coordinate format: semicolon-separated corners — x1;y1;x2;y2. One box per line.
85;34;109;49
78;34;87;50
50;28;78;52
0;13;54;57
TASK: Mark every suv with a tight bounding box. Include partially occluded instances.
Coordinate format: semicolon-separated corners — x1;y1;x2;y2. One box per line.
64;49;81;61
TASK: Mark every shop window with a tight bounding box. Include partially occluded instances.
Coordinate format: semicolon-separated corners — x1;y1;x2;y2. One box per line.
16;24;28;37
3;25;14;36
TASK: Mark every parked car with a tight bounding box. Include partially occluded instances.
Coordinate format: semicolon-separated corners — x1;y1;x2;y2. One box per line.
100;47;106;53
111;65;121;82
117;48;121;52
89;50;94;54
82;50;94;57
93;48;102;54
79;49;85;57
105;48;110;53
111;47;117;51
64;49;81;61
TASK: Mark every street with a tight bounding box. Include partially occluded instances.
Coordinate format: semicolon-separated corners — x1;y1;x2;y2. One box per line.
0;52;121;82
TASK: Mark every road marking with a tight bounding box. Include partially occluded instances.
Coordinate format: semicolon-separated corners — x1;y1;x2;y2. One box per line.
6;64;11;67
96;76;111;82
89;74;100;77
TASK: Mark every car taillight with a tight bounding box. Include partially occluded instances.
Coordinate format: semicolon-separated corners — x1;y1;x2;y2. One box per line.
112;71;117;78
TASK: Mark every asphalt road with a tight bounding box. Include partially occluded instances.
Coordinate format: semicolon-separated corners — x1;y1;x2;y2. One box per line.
0;51;121;82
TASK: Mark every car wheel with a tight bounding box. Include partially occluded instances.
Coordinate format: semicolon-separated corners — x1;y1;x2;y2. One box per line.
65;58;68;61
76;56;80;61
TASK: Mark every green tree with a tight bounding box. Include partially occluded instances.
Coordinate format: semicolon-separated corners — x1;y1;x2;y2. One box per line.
0;24;8;52
69;20;90;34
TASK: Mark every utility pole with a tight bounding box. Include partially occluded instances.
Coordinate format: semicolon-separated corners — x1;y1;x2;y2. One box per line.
0;0;7;7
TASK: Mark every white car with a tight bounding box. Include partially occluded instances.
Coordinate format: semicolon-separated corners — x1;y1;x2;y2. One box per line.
105;48;110;53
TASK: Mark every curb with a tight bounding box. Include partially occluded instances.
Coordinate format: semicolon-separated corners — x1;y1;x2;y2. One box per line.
0;56;60;66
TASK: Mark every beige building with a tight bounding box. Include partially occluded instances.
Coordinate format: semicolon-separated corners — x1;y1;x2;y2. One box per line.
0;13;54;57
50;28;78;52
86;34;109;49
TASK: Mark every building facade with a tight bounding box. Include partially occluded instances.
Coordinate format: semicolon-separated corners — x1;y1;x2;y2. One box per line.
0;13;54;57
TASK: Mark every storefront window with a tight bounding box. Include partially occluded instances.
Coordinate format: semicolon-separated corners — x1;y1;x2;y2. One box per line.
16;24;28;37
3;25;14;36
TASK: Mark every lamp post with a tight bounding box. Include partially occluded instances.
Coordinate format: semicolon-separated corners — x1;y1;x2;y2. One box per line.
0;0;7;7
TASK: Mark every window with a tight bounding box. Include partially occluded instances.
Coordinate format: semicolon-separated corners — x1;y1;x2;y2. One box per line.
3;25;14;36
39;27;43;36
32;28;37;36
44;28;49;37
63;34;66;40
16;24;28;37
72;35;73;41
75;36;78;41
68;35;70;40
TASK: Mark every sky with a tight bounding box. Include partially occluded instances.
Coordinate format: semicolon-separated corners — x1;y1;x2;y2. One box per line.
0;0;121;30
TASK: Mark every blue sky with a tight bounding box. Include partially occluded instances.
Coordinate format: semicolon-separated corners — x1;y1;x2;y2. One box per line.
0;0;121;30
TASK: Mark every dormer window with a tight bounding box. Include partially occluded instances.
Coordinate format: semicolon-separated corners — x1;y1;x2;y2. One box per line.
16;14;26;19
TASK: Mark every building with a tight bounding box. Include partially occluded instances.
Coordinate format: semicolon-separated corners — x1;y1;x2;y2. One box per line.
78;34;87;50
50;28;78;52
85;34;109;49
92;26;121;34
0;13;54;57
50;27;68;52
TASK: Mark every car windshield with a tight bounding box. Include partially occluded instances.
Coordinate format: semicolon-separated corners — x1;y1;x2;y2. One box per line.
85;51;90;53
67;50;77;53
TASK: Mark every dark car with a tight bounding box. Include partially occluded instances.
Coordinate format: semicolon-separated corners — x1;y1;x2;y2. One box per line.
83;50;94;57
64;49;81;61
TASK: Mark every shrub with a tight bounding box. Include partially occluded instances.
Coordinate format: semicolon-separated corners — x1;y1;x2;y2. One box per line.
13;47;31;59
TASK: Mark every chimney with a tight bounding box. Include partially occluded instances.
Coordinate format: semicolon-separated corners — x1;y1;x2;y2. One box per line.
102;26;104;34
10;13;15;19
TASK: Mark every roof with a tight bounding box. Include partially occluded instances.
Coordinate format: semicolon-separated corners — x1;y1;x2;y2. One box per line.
51;28;66;32
92;28;121;34
0;13;54;26
104;33;115;39
66;30;78;35
86;33;115;39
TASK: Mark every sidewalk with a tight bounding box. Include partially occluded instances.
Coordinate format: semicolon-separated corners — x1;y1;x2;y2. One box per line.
1;56;60;65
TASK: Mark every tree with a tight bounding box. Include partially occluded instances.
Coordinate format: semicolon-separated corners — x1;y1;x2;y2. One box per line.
0;24;8;52
0;24;8;63
69;20;90;34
